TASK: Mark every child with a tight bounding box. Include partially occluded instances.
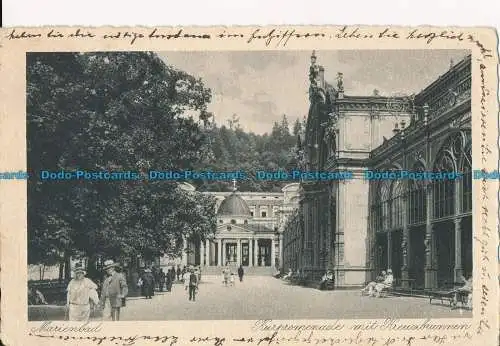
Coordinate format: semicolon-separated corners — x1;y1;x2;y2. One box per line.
230;272;235;286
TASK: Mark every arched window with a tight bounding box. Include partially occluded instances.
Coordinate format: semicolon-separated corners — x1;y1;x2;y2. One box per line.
371;183;380;232
327;132;337;159
380;179;391;230
433;150;456;219
460;134;472;213
372;179;391;232
390;180;405;228
408;163;426;224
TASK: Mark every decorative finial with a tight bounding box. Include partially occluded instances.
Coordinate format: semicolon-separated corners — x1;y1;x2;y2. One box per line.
232;179;237;192
450;58;454;69
373;89;379;96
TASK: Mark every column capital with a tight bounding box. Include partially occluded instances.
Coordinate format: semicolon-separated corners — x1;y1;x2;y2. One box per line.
453;218;462;227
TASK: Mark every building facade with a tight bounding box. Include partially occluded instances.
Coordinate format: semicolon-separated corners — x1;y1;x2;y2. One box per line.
169;182;300;271
282;51;472;289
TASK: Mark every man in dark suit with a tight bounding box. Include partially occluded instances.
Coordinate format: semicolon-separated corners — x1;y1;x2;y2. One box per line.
188;269;198;301
238;265;244;282
141;268;155;299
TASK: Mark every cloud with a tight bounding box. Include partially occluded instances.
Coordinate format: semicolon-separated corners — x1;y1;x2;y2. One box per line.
157;50;469;134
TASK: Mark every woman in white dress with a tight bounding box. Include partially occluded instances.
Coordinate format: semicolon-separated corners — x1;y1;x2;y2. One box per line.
66;263;100;321
183;268;191;291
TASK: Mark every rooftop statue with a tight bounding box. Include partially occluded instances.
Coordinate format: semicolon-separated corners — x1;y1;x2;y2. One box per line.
337;72;344;93
309;51;320;87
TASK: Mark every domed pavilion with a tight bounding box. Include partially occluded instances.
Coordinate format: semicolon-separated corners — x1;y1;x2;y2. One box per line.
173;180;300;272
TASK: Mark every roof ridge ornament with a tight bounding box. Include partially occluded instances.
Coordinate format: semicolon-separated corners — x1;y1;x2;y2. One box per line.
232;178;237;192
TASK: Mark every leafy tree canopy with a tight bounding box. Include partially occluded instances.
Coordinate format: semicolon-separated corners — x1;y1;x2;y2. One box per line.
27;52;299;268
27;52;216;265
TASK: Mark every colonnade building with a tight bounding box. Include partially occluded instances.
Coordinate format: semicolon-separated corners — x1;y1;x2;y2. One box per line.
162;182;300;273
282;52;472;289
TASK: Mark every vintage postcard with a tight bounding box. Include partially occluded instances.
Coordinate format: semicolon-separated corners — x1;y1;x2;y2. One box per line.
0;25;498;345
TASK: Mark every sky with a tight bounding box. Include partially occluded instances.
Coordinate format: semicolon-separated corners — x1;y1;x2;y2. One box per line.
158;50;469;135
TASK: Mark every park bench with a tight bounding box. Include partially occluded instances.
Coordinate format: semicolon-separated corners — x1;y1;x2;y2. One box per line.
427;282;470;309
289;276;306;286
317;280;334;291
398;278;416;295
427;290;455;306
377;283;394;297
29;280;69;305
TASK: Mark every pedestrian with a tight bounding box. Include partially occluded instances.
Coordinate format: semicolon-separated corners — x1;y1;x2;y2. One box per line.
230;272;235;286
138;269;145;296
372;269;394;297
237;265;244;282
452;275;472;308
158;269;166;292
130;270;139;296
152;266;159;290
99;260;128;321
170;267;177;285
222;268;230;287
188;268;199;301
115;265;127;307
168;267;175;291
165;269;172;292
361;270;385;296
194;267;200;283
66;263;100;321
183;268;191;291
176;266;181;281
319;270;334;290
28;286;48;305
141;268;155;299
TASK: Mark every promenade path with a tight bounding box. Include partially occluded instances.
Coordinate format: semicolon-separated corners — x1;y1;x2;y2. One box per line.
115;276;471;321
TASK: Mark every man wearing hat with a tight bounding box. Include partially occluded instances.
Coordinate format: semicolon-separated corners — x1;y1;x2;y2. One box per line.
188;267;199;301
99;260;128;321
66;263;100;321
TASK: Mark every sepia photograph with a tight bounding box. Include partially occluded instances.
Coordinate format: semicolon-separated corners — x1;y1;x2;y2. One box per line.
25;49;474;322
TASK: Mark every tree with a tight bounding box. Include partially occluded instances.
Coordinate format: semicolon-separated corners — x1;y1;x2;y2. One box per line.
227;113;240;130
280;114;290;137
190;117;297;193
27;52;216;269
293;118;302;137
